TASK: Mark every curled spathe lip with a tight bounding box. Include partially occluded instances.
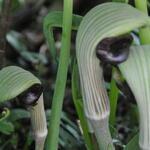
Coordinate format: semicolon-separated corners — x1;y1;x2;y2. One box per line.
96;34;133;65
18;84;43;106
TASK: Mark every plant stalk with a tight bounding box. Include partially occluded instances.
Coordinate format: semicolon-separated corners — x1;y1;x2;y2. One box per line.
132;1;150;150
134;0;150;44
88;116;115;150
109;68;119;127
30;94;47;150
45;0;73;150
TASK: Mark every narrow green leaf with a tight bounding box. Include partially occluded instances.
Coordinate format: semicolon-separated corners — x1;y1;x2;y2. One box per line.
43;12;82;59
7;31;47;64
124;134;140;150
109;67;119;126
134;0;150;44
72;62;95;150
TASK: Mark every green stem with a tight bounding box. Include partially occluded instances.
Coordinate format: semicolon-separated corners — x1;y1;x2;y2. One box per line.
109;67;119;127
135;0;148;13
134;0;150;44
89;118;115;150
30;94;47;150
125;0;129;3
45;0;73;150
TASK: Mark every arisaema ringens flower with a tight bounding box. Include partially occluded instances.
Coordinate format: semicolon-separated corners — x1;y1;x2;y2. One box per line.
0;66;47;150
76;2;150;150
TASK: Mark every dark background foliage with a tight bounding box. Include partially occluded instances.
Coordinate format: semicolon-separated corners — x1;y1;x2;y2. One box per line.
0;0;143;149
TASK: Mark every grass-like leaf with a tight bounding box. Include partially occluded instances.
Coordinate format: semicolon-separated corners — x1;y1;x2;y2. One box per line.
7;31;47;64
71;62;96;150
43;12;82;59
124;134;140;150
109;67;119;127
